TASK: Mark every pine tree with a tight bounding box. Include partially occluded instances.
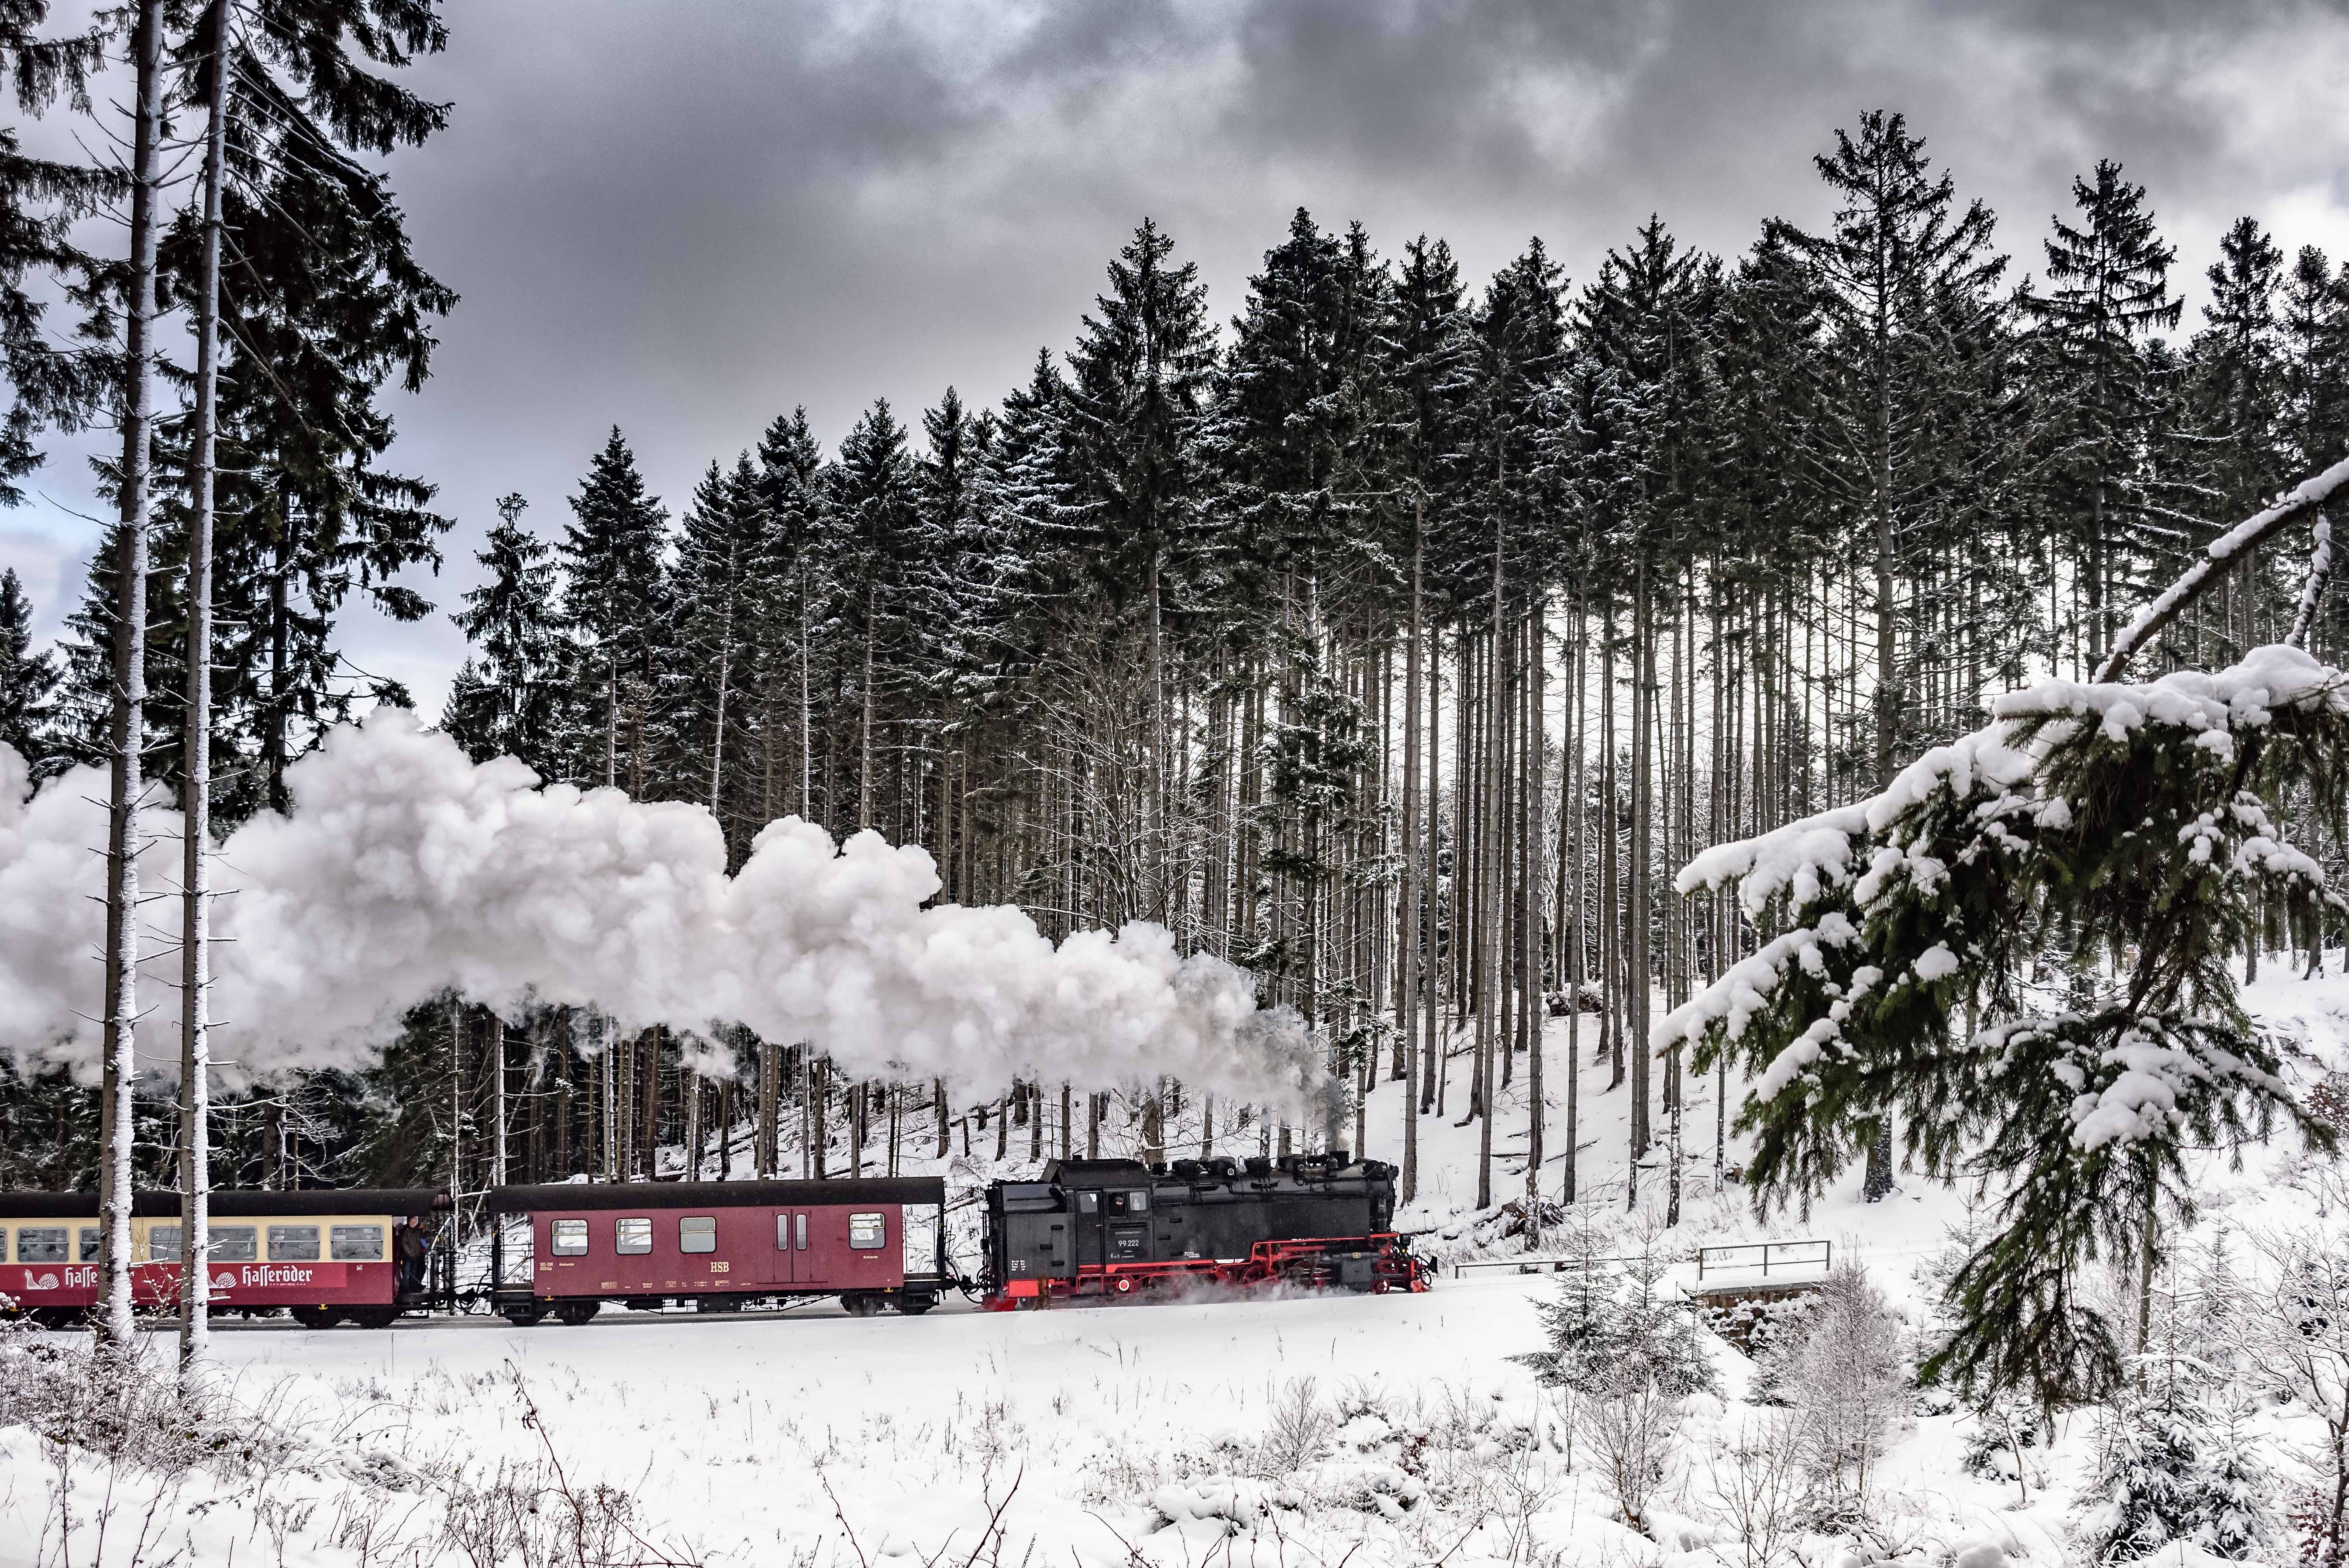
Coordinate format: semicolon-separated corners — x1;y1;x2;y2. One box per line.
0;564;57;772
665;455;767;851
2185;217;2289;657
558;427;668;794
2022;160;2181;667
443;493;564;775
832;399;919;832
0;0;107;505
1772;111;2008;1200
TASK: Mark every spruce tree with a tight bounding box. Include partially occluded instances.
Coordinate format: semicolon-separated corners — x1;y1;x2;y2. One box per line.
157;0;456;818
0;564;57;773
1668;637;2345;1414
666;455;767;850
832;399;918;831
443;492;564;774
0;0;106;505
2185;217;2289;656
558;427;668;793
1772;111;2007;1199
2022;160;2181;667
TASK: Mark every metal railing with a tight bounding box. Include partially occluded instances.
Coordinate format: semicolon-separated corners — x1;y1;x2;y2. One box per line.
1453;1253;1649;1279
1695;1240;1830;1283
1450;1238;1833;1283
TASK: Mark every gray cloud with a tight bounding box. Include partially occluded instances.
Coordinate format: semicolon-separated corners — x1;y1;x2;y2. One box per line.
15;0;2349;713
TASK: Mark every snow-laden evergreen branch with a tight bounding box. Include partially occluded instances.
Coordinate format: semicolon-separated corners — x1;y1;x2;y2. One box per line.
2095;456;2349;680
1661;643;2349;1409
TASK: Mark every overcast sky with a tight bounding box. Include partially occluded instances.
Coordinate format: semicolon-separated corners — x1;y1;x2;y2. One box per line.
9;0;2349;717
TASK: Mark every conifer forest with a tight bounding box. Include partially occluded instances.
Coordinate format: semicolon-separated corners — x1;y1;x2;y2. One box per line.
13;2;2349;1563
7;56;2348;1234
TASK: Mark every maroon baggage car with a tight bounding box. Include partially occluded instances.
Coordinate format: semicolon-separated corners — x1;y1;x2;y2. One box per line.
487;1177;950;1324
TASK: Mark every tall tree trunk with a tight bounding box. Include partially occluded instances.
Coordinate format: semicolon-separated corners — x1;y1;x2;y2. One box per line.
490;1015;507;1188
177;0;229;1370
1398;512;1424;1200
1524;600;1546;1239
98;0;167;1351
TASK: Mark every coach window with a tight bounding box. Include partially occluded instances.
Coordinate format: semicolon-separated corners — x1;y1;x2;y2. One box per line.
679;1216;716;1254
78;1226;100;1261
795;1213;808;1251
331;1226;385;1262
16;1227;65;1263
848;1213;885;1250
615;1217;652;1255
550;1219;588;1257
211;1227;258;1262
148;1224;182;1262
269;1225;321;1261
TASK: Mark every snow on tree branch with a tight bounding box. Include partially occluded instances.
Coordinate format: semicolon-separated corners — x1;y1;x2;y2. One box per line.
2096;455;2349;681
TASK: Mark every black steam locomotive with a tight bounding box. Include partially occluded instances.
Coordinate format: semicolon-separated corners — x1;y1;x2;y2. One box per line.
982;1152;1426;1306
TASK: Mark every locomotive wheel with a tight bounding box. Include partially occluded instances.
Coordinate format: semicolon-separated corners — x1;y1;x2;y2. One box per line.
1113;1277;1135;1295
896;1293;936;1316
555;1300;600;1327
290;1306;343;1330
841;1293;882;1318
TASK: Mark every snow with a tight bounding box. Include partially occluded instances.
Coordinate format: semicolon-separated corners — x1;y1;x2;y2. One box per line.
4;968;2342;1565
2098;454;2349;680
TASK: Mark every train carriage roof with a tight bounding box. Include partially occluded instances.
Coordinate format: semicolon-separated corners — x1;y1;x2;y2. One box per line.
486;1177;946;1214
0;1189;448;1219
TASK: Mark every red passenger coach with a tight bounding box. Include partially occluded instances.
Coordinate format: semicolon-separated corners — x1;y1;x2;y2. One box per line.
487;1178;949;1324
0;1189;446;1328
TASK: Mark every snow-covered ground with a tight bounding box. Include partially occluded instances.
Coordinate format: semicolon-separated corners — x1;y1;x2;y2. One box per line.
4;970;2345;1567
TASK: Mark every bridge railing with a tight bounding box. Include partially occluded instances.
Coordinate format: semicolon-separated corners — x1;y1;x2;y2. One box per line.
1449;1238;1832;1283
1695;1239;1830;1282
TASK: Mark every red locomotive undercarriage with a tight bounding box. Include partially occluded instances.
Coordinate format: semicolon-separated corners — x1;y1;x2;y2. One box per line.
990;1231;1429;1307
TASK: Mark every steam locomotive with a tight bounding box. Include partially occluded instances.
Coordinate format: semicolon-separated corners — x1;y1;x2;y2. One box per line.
0;1154;1426;1327
983;1153;1427;1304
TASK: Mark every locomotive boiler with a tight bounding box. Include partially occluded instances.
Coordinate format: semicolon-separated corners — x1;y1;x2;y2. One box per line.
982;1152;1427;1304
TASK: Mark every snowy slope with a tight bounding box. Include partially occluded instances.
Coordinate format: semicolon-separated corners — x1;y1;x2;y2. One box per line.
3;969;2343;1567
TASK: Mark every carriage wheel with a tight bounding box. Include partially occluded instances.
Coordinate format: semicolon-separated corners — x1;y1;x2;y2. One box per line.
554;1299;600;1327
290;1306;344;1330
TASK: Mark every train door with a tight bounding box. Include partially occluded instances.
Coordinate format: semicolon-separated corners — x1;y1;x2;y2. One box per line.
780;1209;813;1284
759;1210;792;1287
1072;1189;1105;1270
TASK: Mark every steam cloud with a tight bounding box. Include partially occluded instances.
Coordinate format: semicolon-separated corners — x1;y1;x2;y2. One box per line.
0;713;1314;1102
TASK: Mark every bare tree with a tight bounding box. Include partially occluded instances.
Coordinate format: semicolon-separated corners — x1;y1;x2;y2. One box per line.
1701;1409;1812;1568
2237;1187;2349;1568
1784;1262;1907;1516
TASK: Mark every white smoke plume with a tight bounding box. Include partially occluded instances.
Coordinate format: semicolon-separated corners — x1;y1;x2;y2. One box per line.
0;713;1316;1103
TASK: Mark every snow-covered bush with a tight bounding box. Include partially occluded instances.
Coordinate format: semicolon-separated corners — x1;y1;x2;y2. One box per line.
1515;1237;1717;1537
2075;1354;2276;1565
1252;1376;1337;1477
